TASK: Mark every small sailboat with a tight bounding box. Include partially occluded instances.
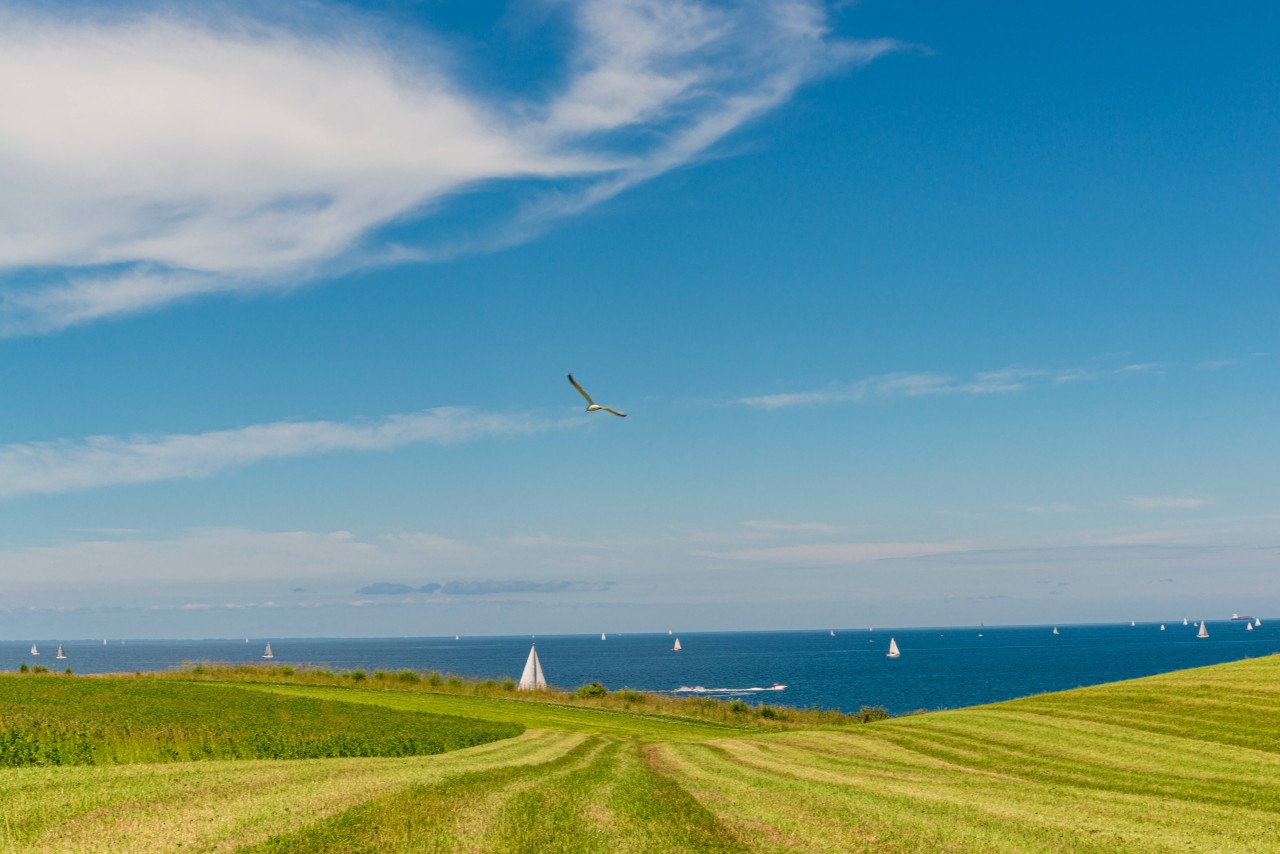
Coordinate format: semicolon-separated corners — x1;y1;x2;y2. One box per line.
518;644;546;690
1130;621;1136;627
1197;620;1209;639
30;644;38;656
1183;617;1188;626
103;639;108;645
668;629;672;635
829;629;836;637
1052;627;1059;635
56;644;66;660
262;642;273;659
601;633;607;641
1246;622;1254;631
455;634;460;641
1256;618;1262;627
1160;625;1166;631
886;637;901;658
673;638;682;652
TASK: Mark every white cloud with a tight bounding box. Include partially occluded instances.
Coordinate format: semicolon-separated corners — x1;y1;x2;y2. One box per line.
692;540;968;565
0;1;896;334
740;520;843;534
739;360;1170;409
0;407;552;499
1123;495;1217;511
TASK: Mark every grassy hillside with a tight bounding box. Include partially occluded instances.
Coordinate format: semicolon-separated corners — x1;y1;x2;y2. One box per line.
1;655;1278;851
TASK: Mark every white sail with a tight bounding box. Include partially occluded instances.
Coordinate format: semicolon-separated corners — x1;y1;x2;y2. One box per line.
1183;617;1188;626
1197;620;1209;639
601;633;607;641
1256;618;1262;627
1130;621;1136;627
30;644;38;656
262;642;273;659
1160;625;1166;631
886;637;900;658
1052;627;1059;635
56;644;66;660
455;634;460;640
673;638;682;651
1247;623;1254;631
829;629;836;637
103;639;108;645
519;644;546;690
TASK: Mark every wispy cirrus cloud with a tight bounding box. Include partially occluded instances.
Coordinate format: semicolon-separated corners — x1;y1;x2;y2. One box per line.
0;1;899;335
1123;494;1217;511
692;540;969;565
738;360;1168;409
0;407;552;499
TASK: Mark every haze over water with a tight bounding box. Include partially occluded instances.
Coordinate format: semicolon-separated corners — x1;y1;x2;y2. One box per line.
15;621;1275;715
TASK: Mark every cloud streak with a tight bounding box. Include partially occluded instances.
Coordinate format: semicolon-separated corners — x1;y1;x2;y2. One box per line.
0;407;550;499
738;361;1169;409
0;1;897;334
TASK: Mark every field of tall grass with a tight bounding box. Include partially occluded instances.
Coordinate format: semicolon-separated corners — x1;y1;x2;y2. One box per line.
1;654;1277;851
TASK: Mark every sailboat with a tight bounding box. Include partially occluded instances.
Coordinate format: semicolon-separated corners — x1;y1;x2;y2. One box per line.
1247;622;1254;631
673;638;682;652
103;639;107;645
601;633;607;641
455;635;460;641
518;644;546;690
1183;617;1188;626
30;644;38;656
1256;618;1262;627
1130;621;1136;627
1197;620;1209;639
668;629;672;635
886;637;901;658
1052;627;1059;635
1160;625;1166;631
56;644;66;660
262;643;273;659
829;629;836;637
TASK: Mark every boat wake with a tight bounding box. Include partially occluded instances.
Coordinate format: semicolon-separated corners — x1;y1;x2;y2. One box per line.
672;683;787;694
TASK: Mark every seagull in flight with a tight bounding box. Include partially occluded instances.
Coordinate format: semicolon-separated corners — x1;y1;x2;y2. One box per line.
567;373;627;417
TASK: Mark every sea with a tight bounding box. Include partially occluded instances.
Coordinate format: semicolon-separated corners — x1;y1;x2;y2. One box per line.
8;621;1276;715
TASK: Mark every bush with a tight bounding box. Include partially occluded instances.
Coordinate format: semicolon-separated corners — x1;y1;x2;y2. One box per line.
615;690;645;703
575;681;608;698
280;666;295;676
728;700;750;714
502;678;516;691
397;669;421;684
18;664;28;674
349;670;367;682
856;705;890;722
428;671;444;687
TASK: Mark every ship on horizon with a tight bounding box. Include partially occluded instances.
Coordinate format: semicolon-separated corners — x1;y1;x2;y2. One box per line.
1231;613;1256;621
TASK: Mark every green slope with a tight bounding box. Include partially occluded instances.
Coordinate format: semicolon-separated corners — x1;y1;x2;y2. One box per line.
1;655;1277;852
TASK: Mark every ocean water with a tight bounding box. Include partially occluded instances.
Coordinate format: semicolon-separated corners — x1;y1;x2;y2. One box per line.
8;621;1276;715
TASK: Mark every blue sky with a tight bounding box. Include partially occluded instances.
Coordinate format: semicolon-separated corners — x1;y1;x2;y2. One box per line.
0;0;1275;638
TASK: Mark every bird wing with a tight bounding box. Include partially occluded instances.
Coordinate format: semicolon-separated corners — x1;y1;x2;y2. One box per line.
567;373;595;405
601;407;627;417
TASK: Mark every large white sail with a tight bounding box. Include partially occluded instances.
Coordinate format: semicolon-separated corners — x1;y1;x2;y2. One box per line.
601;633;607;641
56;644;66;660
673;638;682;651
1197;620;1209;639
30;644;38;656
1256;618;1263;627
886;637;901;658
519;644;546;689
1247;622;1254;631
1052;627;1059;635
262;642;273;659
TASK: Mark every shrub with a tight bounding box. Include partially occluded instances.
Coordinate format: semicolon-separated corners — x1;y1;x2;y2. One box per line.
397;669;421;684
280;666;295;676
575;681;608;698
18;664;28;674
728;700;750;714
427;671;444;687
349;670;367;682
856;705;890;722
501;678;516;691
615;690;645;703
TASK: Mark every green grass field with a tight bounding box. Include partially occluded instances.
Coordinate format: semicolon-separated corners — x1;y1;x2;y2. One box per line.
2;654;1278;852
